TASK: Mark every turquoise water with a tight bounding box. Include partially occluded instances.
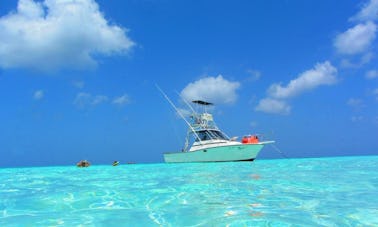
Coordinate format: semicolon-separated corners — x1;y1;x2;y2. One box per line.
1;156;377;226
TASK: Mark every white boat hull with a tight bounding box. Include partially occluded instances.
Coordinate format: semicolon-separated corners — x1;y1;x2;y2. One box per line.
164;143;264;163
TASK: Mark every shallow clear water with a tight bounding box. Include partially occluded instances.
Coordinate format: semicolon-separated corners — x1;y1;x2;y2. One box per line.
0;156;377;226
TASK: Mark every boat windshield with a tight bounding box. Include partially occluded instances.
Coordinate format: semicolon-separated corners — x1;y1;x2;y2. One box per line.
195;130;229;141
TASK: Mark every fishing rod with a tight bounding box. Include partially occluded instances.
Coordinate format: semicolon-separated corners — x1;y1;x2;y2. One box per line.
175;91;231;140
175;90;197;115
156;84;203;143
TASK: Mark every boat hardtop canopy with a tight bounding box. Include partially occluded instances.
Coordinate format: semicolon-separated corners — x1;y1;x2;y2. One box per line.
189;100;224;137
192;100;213;105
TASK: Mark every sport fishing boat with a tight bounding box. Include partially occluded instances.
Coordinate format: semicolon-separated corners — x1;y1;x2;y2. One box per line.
161;98;275;163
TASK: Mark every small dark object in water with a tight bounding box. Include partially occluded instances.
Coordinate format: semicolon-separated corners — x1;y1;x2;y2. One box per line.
77;160;90;167
112;161;119;166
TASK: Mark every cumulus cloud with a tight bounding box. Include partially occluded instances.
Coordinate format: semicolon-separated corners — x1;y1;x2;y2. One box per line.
176;107;192;118
113;94;130;106
180;75;240;104
347;98;364;110
246;69;261;81
334;22;377;55
73;92;108;108
374;88;378;100
72;80;85;89
92;95;108;105
336;0;378;67
366;69;378;79
268;61;337;99
74;92;91;108
255;61;337;115
255;98;291;115
0;0;135;71
351;116;364;122
350;0;378;22
340;52;374;68
33;90;44;100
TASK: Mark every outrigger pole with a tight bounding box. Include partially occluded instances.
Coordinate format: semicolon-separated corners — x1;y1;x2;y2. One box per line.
156;85;202;144
175;91;197;115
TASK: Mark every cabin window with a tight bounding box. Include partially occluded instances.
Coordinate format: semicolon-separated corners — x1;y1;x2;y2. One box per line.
195;130;228;141
194;131;211;141
210;130;228;140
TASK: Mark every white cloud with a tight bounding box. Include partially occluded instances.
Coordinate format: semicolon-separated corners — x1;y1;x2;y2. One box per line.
180;75;240;104
246;69;261;81
113;94;130;106
73;92;108;108
374;88;378;100
250;121;258;128
255;98;291;115
33;90;44;100
340;52;374;68
268;61;337;99
366;69;378;79
176;107;192;118
0;0;135;71
255;61;337;115
74;92;91;108
351;116;364;122
92;95;108;105
72;80;85;89
350;0;378;22
334;22;376;55
347;98;364;109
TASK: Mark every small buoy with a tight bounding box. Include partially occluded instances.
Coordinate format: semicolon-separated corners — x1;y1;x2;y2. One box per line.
77;160;90;167
112;161;119;166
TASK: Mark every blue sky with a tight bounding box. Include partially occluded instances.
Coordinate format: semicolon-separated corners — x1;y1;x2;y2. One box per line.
0;0;377;167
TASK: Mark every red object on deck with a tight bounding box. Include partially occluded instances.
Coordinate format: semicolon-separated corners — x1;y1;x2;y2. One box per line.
241;135;259;144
